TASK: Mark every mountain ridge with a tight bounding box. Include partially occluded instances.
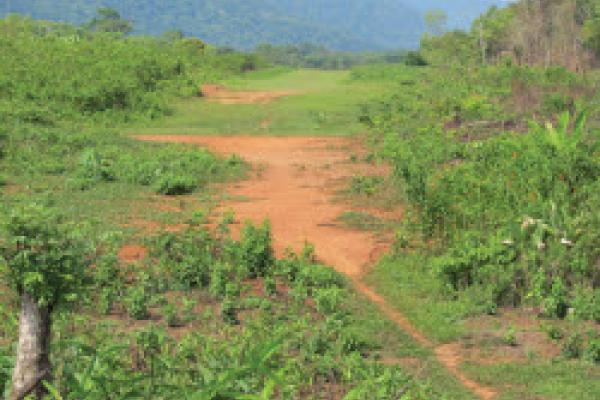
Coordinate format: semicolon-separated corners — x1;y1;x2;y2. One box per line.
1;0;507;50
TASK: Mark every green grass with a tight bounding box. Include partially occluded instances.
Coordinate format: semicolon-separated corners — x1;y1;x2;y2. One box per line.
366;253;600;399
0;134;243;243
463;361;600;400
346;288;478;400
125;69;392;136
336;211;389;231
365;253;474;343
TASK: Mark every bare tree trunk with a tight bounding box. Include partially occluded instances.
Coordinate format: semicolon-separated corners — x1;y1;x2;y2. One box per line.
10;293;51;400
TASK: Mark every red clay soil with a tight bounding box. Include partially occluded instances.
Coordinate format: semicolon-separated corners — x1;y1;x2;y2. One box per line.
134;134;498;400
118;244;147;264
201;84;296;104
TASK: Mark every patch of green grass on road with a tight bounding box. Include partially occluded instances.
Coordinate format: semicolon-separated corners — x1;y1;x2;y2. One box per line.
125;69;391;136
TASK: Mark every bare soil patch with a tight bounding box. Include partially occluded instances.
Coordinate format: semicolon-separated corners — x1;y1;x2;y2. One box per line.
134;134;499;399
201;84;297;105
118;244;147;264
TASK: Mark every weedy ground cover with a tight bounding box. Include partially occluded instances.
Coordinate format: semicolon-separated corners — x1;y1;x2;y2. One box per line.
0;15;457;400
0;211;471;399
355;62;600;398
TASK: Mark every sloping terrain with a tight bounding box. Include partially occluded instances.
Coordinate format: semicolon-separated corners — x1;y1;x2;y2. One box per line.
2;0;506;50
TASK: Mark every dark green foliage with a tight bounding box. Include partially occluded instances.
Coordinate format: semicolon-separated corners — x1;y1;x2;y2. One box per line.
151;229;215;290
0;204;90;307
562;333;584;359
73;143;245;194
73;149;116;190
0;345;12;396
264;275;277;296
585;336;600;364
255;43;410;70
39;222;440;399
404;51;428;66
124;285;150;320
238;220;275;279
0;16;254;127
357;61;600;320
161;302;179;327
85;7;132;34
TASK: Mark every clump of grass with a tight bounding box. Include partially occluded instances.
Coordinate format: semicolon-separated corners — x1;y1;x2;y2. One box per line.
336;211;387;231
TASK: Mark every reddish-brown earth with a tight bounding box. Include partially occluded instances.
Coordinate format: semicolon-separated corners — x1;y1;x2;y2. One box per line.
201;84;297;104
134;134;499;399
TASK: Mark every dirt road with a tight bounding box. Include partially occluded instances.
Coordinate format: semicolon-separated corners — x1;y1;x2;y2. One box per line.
135;133;498;400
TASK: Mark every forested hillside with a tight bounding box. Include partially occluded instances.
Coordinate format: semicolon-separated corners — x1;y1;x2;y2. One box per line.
0;0;505;50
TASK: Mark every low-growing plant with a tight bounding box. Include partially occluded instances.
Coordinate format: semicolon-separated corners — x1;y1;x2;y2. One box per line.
125;285;150;320
238;220;275;278
221;297;238;325
542;324;564;341
314;287;345;315
503;326;518;347
162;302;179;327
98;288;117;315
584;336;600;364
264;275;277;297
562;332;584;359
348;175;383;196
182;297;198;323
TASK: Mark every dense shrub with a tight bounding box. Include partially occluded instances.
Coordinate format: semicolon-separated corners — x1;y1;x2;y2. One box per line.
357;61;600;320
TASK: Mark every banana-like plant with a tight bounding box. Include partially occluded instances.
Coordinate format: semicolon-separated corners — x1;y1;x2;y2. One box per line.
533;111;588;155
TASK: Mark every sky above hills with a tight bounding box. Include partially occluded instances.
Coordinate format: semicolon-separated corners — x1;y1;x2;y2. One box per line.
0;0;509;50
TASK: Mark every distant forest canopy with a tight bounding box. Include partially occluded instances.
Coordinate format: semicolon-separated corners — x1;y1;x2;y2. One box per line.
253;43;415;70
421;0;600;71
0;0;507;51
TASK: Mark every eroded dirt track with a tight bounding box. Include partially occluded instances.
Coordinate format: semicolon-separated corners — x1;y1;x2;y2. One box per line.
201;84;297;104
134;134;498;400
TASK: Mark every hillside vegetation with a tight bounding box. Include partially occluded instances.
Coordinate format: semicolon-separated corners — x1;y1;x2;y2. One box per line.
355;1;600;396
2;0;504;50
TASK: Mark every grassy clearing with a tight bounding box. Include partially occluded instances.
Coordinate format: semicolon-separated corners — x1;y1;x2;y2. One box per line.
365;254;470;343
463;362;600;400
1;133;245;242
346;290;478;400
125;69;392;136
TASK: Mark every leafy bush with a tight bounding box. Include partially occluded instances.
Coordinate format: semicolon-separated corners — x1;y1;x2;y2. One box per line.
238;220;275;278
162;302;179;327
0;345;12;397
585;336;600;364
124;285;150;320
152;173;197;195
562;332;583;359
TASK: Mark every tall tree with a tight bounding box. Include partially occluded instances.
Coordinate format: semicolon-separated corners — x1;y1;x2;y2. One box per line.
0;205;90;400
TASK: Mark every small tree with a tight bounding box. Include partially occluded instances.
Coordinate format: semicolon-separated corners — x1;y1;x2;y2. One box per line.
0;205;90;400
424;9;448;37
86;7;133;35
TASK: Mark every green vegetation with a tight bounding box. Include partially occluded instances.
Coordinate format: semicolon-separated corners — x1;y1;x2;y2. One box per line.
3;0;505;51
2;0;423;51
128;69;393;136
2;1;600;398
0;211;466;399
356;1;600;397
254;43;410;70
0;13;463;400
